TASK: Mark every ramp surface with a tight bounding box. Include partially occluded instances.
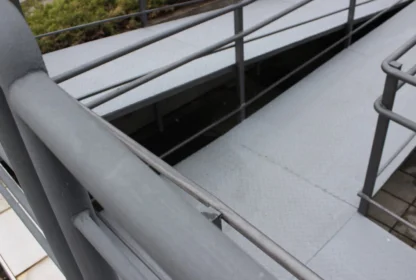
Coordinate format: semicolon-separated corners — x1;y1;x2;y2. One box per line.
172;2;416;279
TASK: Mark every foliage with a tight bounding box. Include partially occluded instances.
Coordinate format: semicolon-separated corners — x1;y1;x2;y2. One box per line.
22;0;179;53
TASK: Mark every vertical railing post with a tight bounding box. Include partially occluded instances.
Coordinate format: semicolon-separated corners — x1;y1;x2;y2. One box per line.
0;90;84;280
16;119;118;280
234;6;246;122
345;0;356;47
139;0;148;27
358;61;402;215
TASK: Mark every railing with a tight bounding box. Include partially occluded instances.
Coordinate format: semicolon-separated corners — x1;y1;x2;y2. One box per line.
0;0;323;280
0;0;411;279
359;36;416;233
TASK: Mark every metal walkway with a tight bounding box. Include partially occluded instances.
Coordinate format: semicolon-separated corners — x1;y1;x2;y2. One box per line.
1;0;416;279
44;0;404;120
171;1;416;279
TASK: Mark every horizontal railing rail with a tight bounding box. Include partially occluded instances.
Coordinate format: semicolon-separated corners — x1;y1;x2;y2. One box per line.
51;0;258;83
74;0;375;103
153;0;410;159
84;0;313;109
359;35;416;232
0;0;412;279
0;1;325;279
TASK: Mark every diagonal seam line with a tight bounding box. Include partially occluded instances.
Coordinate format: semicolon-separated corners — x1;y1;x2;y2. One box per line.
238;143;357;208
304;213;356;266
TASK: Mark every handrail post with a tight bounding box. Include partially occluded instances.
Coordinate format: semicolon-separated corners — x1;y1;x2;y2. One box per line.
234;6;246;121
0;90;83;280
345;0;356;47
358;61;402;215
139;0;148;27
15;119;118;280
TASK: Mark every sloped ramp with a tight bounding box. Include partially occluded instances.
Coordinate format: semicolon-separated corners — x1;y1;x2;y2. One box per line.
172;1;416;279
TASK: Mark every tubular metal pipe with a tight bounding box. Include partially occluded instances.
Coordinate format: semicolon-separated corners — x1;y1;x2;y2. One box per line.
374;97;416;132
382;35;416;87
0;90;83;280
11;71;278;280
345;0;357;47
0;181;58;266
398;64;416;89
86;0;313;109
214;0;375;53
98;211;172;280
86;0;407;109
52;0;258;84
85;107;323;280
77;0;378;102
76;0;375;102
358;63;402;215
16;118;118;280
358;192;416;232
158;0;410;159
74;211;147;280
0;164;36;222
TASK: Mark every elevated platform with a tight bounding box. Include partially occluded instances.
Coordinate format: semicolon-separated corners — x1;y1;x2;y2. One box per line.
43;0;405;120
171;1;416;279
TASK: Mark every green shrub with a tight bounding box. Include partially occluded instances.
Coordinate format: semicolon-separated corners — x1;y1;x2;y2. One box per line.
22;0;178;53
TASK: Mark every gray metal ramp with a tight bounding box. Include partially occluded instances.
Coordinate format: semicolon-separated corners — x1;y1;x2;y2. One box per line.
42;0;404;119
308;213;416;280
172;1;416;279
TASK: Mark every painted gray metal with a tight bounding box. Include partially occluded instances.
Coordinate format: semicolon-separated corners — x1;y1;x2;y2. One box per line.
16;119;117;280
91;114;322;280
43;0;402;120
346;0;357;46
358;61;403;214
160;0;410;160
0;172;56;266
2;0;416;279
0;0;330;279
73;0;374;104
52;0;258;84
85;0;312;109
171;2;416;278
358;28;416;238
308;213;416;280
234;6;246;121
73;211;146;280
0;2;285;277
10;70;280;280
0;165;35;221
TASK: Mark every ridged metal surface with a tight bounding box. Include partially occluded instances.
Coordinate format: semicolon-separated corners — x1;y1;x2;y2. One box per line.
174;2;416;279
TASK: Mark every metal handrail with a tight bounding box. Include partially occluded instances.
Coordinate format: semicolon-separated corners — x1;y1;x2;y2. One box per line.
158;0;410;158
52;0;258;83
34;0;209;39
358;34;416;228
76;0;374;102
85;106;323;280
0;1;326;279
85;0;312;109
0;0;412;279
382;36;416;86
